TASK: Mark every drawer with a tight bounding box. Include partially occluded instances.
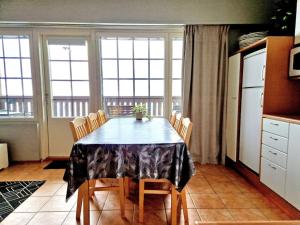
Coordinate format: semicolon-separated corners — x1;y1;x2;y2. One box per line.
260;157;286;197
263;118;289;138
261;144;287;168
262;131;288;153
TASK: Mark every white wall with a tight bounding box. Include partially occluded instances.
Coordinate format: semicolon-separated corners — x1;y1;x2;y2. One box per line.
0;0;272;25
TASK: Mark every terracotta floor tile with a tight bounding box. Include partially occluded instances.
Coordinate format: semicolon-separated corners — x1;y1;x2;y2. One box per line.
0;212;35;225
205;174;232;183
197;209;234;221
250;197;276;208
63;211;101;225
103;192;134;210
133;209;167;225
190;194;225;209
210;182;241;194
164;193;195;209
260;208;291;220
27;212;69;225
235;180;258;193
166;209;201;225
14;196;51;212
218;193;255;209
228;208;268;221
32;182;64;196
187;181;215;194
40;195;76;212
97;210;133;225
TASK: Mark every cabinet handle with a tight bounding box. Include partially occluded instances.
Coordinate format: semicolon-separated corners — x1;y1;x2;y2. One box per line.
270;122;279;126
270;137;278;141
260;92;264;108
269;150;277;155
268;164;277;170
261;65;266;81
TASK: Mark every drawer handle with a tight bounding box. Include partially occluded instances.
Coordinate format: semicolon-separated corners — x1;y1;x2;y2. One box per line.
270;122;279;126
269;150;277;156
269;137;278;141
268;164;277;170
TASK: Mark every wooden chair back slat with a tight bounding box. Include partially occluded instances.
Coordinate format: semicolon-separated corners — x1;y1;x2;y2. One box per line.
179;118;193;147
87;113;100;131
69;117;90;142
169;111;176;126
97;110;107;125
173;113;183;132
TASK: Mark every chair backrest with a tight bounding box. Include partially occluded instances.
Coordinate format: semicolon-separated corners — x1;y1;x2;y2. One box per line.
87;112;100;131
97;110;107;125
173;113;183;132
169;111;176;126
69;117;90;142
179;118;193;147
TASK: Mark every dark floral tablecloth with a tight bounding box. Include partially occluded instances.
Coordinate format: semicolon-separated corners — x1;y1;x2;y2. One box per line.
63;118;195;200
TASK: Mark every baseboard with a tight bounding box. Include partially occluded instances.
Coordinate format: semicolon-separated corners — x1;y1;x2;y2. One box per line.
45;156;69;161
225;156;300;219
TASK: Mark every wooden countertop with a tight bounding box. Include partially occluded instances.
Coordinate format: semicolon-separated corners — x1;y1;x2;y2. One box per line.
263;114;300;125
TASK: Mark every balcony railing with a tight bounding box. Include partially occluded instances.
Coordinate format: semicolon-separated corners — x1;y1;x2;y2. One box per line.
0;96;181;117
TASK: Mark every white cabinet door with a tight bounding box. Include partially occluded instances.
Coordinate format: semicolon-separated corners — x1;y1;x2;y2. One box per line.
242;49;266;88
285;124;300;210
226;53;241;162
239;87;264;173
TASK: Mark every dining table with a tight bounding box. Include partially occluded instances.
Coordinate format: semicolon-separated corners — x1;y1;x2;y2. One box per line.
63;117;195;224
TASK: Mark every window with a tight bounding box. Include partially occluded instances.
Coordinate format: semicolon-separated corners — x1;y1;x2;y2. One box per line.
171;37;183;113
100;36;165;117
47;38;90;117
0;35;33;117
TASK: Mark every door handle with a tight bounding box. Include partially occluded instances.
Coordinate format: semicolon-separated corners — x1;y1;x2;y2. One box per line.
269;150;278;155
270;137;278;141
261;65;266;81
268;164;277;170
270;122;279;126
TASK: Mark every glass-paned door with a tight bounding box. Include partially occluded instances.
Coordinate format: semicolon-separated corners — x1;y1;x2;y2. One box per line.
44;37;90;156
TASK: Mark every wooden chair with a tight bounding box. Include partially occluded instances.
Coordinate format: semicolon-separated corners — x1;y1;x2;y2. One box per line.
173;113;183;132
87;112;100;132
169;111;176;126
69;117;90;142
97;109;107;125
139;117;193;225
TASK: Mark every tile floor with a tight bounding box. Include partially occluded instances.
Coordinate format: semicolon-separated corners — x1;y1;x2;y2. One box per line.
0;162;293;225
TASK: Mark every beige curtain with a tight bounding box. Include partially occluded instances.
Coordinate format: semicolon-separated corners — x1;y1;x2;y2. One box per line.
182;25;229;164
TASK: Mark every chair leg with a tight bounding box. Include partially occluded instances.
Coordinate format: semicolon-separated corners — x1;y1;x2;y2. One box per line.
139;180;145;223
82;181;90;225
89;179;96;197
171;185;178;225
180;188;189;224
118;178;125;218
76;186;83;220
124;177;129;197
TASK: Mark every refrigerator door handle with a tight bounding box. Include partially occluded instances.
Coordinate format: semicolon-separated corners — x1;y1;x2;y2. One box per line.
261;65;266;81
260;92;264;108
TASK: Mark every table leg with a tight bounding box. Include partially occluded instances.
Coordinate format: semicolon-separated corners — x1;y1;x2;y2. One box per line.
76;186;83;220
82;181;90;225
139;180;145;223
118;178;125;218
124;177;129;197
171;185;178;225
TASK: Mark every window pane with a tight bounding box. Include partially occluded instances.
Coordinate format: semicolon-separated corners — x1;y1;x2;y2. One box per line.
20;38;30;58
22;59;32;78
119;60;133;78
134;60;148;78
0;40;3;57
119;80;133;96
102;60;118;78
71;62;89;80
48;45;69;60
0;59;4;78
0;98;7;114
101;38;117;58
150;80;164;96
135;80;148;96
7;79;22;96
103;80;118;96
150;39;164;58
72;81;90;96
52;81;71;96
0;79;6;96
172;59;182;78
50;61;70;80
172;39;183;59
23;79;33;96
172;80;181;96
150;60;164;78
3;38;20;57
118;39;133;58
70;44;88;60
134;39;148;58
5;59;21;77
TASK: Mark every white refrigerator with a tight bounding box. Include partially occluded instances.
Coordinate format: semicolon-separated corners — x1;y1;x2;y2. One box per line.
239;49;266;173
